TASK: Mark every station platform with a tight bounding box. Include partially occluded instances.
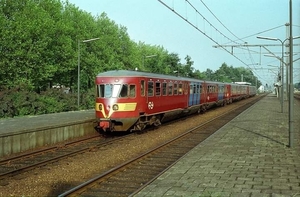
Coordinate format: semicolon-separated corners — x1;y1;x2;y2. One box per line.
0;110;96;157
0;110;95;135
134;94;300;197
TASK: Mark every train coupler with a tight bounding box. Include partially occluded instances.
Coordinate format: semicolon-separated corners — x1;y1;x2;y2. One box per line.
95;120;111;132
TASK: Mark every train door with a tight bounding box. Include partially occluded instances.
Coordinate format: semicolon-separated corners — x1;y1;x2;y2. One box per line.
188;81;200;106
226;84;230;98
218;84;224;101
146;79;154;112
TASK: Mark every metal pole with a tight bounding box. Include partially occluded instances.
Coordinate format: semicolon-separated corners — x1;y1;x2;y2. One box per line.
143;54;157;68
255;77;257;90
77;37;100;108
280;41;284;113
77;40;80;108
285;23;290;100
288;0;294;148
256;36;284;112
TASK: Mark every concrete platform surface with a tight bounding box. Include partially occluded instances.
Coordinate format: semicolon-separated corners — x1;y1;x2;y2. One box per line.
134;94;300;197
0;110;95;136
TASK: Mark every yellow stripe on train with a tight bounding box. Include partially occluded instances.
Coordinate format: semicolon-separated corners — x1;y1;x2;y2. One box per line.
95;103;103;112
106;102;137;118
95;103;137;114
116;103;137;111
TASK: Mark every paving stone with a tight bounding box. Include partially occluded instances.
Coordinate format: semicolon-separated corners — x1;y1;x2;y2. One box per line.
134;95;300;197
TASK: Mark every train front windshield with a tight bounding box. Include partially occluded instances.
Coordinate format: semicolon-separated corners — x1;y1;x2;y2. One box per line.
96;84;136;98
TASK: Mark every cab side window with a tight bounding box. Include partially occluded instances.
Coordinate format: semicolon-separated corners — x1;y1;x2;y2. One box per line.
119;84;128;97
129;84;136;97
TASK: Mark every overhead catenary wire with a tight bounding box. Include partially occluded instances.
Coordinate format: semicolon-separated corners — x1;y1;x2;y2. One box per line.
227;25;285;44
158;0;264;81
199;0;244;43
199;0;258;67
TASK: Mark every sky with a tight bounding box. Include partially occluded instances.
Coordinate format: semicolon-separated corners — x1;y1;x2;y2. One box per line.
67;0;300;86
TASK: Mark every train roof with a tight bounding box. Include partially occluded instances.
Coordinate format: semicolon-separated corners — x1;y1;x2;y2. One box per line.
96;70;255;87
96;70;203;82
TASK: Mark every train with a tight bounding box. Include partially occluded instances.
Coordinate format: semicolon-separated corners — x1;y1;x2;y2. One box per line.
94;70;256;133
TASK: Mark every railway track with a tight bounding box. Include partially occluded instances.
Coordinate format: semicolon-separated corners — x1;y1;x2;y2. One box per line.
0;101;230;183
0;134;130;182
0;98;248;183
58;95;264;197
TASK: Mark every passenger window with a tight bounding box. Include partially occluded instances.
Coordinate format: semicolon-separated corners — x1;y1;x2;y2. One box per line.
168;82;173;95
129;84;136;97
148;81;154;97
184;83;188;94
174;83;178;95
155;82;161;96
178;83;183;95
162;82;167;96
190;85;193;94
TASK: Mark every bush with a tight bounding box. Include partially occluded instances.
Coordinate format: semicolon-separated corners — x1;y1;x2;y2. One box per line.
0;86;95;118
80;88;96;110
0;86;37;118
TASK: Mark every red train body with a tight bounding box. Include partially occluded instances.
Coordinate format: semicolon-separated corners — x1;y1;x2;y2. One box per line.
94;70;256;132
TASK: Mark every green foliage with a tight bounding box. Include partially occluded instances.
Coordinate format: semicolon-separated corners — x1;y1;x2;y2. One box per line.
201;63;260;87
80;88;96;110
0;86;93;118
0;0;262;118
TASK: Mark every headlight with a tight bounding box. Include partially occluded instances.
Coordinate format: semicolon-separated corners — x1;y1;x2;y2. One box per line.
99;104;102;111
112;104;119;111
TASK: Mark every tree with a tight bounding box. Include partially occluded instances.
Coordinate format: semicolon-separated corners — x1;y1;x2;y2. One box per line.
204;69;215;81
181;55;194;77
0;0;57;89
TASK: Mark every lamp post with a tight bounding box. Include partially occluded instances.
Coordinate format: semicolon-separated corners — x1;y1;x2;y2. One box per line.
288;0;293;148
78;37;100;108
143;54;157;68
257;36;287;113
257;35;300;112
257;2;298;147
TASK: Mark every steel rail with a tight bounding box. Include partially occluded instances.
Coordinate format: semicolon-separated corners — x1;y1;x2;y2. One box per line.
0;134;130;179
58;95;265;197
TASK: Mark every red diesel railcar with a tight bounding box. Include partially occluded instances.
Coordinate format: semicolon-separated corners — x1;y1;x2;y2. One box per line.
94;70;256;133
